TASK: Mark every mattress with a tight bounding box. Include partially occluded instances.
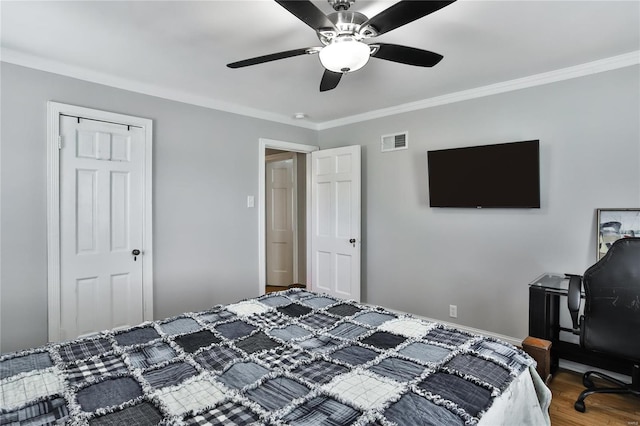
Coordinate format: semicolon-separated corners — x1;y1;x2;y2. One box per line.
0;289;550;425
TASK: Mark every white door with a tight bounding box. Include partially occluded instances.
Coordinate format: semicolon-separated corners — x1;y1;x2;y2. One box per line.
58;115;145;339
266;154;296;286
311;145;361;301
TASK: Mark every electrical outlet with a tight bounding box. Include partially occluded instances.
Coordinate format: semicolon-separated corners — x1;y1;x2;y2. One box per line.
449;304;458;318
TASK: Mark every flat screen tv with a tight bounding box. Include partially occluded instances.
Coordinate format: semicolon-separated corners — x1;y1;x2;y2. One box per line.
427;140;540;208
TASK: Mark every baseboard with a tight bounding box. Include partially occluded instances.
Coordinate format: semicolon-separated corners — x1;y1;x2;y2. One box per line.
385;307;634;383
430;318;523;348
365;304;636;384
559;359;632;383
373;305;523;348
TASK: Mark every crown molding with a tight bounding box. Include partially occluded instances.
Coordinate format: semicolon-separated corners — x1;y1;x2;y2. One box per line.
2;47;637;132
0;48;318;130
316;50;640;130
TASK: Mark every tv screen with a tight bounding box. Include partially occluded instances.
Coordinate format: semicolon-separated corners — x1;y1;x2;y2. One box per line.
427;140;540;208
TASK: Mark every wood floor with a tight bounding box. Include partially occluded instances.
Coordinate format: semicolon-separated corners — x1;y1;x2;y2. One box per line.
265;284;304;293
548;369;639;425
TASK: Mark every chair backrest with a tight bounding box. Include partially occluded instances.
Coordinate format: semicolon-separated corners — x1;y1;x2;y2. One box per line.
581;237;640;361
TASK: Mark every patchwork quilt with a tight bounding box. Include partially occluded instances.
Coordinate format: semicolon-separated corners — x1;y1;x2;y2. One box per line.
0;289;536;425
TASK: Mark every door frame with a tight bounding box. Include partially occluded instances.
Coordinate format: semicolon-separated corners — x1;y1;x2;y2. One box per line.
46;101;154;342
258;138;318;295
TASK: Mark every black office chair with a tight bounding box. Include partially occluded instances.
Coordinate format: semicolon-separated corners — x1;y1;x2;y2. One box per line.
567;237;640;412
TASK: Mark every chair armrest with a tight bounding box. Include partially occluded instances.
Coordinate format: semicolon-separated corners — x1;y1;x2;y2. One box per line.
567;274;582;333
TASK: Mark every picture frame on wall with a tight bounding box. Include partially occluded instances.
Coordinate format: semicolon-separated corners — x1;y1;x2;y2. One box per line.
596;208;640;260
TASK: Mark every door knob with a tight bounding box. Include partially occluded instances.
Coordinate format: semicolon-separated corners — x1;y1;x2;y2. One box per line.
132;249;141;261
349;238;356;247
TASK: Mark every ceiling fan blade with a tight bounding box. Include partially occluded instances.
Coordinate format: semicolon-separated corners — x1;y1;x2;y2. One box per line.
320;70;342;92
227;48;317;68
371;43;443;67
275;0;336;31
363;1;456;36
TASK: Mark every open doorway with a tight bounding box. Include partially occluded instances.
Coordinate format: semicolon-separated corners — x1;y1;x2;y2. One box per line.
258;139;319;296
259;140;362;301
265;149;305;293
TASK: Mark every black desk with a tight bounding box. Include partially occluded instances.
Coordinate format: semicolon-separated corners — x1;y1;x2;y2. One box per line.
528;273;634;375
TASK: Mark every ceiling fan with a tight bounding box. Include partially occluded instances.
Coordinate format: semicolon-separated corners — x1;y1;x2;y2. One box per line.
227;0;456;92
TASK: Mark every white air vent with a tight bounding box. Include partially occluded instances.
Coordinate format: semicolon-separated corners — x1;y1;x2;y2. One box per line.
381;132;408;152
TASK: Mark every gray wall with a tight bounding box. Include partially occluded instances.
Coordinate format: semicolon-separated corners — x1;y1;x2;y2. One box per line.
0;63;317;353
318;66;640;340
1;61;638;352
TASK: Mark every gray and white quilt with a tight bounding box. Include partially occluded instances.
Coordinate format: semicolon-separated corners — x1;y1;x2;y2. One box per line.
1;289;539;425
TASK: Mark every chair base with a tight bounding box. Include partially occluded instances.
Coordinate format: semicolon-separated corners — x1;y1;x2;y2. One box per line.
574;364;640;412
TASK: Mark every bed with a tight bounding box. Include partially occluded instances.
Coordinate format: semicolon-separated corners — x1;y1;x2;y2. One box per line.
0;289;550;425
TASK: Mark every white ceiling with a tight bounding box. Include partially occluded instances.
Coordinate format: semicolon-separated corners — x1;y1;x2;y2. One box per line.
1;1;639;128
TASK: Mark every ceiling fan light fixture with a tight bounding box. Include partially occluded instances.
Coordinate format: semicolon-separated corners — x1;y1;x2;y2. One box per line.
319;38;370;73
